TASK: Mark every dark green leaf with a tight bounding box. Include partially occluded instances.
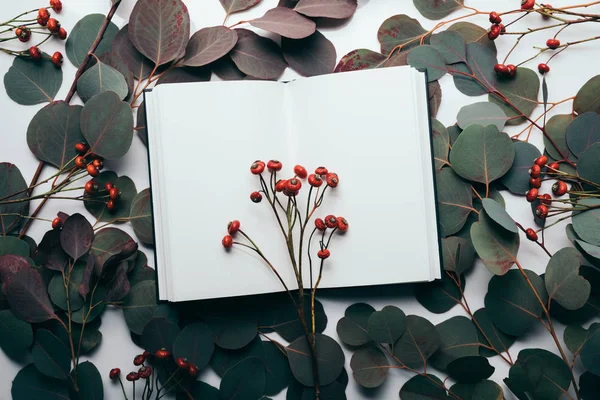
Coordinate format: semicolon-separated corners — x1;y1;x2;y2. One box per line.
26;102;85;169
0;163;30;236
334;49;386;73
11;364;69;400
263;341;292;395
502;141;542;195
576;239;600;266
413;0;464;20
544;113;576;161
484;269;547;336
0;309;33;360
574;74;600;114
400;374;451;400
377;14;428;55
173;322;214;370
429;81;442;118
130;188;154;245
549;265;600;325
457;102;507;130
415;272;463;313
207;317;257;350
77;61;128;103
156;66;211;85
123;280;158;335
447;22;496;54
545;247;590;310
580;323;600;375
80;91;134;160
490;68;540;125
183;26;238;67
563;324;587;354
48;265;85;311
393;315;440;369
287;333;345;387
441;236;475;274
0;236;29;257
580;371;600;400
69;361;103;400
435;168;473;237
70;285;105;324
153;303;178;323
66;14;118;66
293;0;357;19
177;381;220;400
282;31;337;77
5;266;55;323
98;52;135;100
210;336;264;377
407;45;446;82
577;144;600;192
481;198;517;233
249;7;316;39
136;101;147;146
128;252;155;287
230;29;287;80
350;344;390;388
220;356;266;400
447;356;494;383
452;43;497;97
89;227;137;276
430;30;466;64
509;348;571;400
336;302;375;346
565;112;600;157
367;305;406;344
450;380;504;400
430;316;479;371
473;308;515;357
32;329;71;380
572;198;600;246
272;295;326;342
141;317;180;354
60;213;93;262
4;55;62;105
432;119;449;170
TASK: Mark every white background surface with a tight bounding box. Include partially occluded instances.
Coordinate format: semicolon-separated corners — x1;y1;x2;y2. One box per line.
0;0;597;399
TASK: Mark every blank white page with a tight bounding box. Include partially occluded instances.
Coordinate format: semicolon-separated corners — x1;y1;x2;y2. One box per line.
286;67;441;290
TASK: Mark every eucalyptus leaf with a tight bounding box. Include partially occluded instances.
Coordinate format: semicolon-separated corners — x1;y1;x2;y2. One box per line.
77;61;128;103
4;55;62;105
32;329;71;380
490;68;540;125
141;317;181;353
287;333;345;387
447;22;496;54
183;26;238;67
272;295;326;342
207;317;257;350
350;345;390;388
11;364;69;400
565;112;600;157
452;43;497;96
393;315;440;369
430;30;466;64
563;324;588;354
123;280;158;335
545;247;590;310
367;305;406;344
112;25;155;80
178;381;220;400
400;374;451;400
544;113;576;161
220;0;262;15
430;316;479;371
130;188;154;245
377;14;428;55
262;341;292;396
435;168;473;237
89;227;137;276
0;236;29;257
473;308;515;357
60;213;93;262
508;349;571;400
572;198;600;246
220;356;266;400
250;7;316;39
336;302;375;346
407;45;446;82
447;356;495;384
450;380;504;400
334;49;386;73
481;198;517;233
230;29;287;80
66;14;118;66
5;266;55;323
415;272;463;313
173;322;214;370
429;81;442;118
470;210;519;275
457;102;507;130
577;143;600;192
0;164;30;236
282;31;337;77
501;141;541;195
48;266;85;311
413;0;464;20
210;336;264;377
293;0;357;19
432;119;449;170
69;361;103;400
0;309;33;360
574;74;600;114
580;323;600;375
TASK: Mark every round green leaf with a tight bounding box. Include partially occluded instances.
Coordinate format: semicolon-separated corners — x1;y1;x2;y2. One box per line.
90;227;137;275
263;341;292;396
173;322;214;370
77;61;128;103
452;43;497;97
287;333;345;387
183;26;238;67
545;247;590;310
481;198;517;233
563;324;588;354
430;30;466;64
457;102;507;131
400;374;451;400
334;49;387;73
430;316;479;371
450;380;504;400
130;188;154;245
98;52;135;100
574;74;600;114
566;112;600;157
484;269;547;336
350;345;390;388
0;163;30;236
415;272;463;313
66;14;118;66
501;141;541;195
272;295;327;342
441;236;475;274
282;31;337;77
435;168;473;237
447;22;496;54
576;239;600;265
447;356;494;383
472;308;515;358
207;317;257;350
580;323;600;375
490;67;540;125
0;309;33;360
413;0;464;20
0;236;30;257
178;381;220;400
577;143;600;192
393;315;440;368
123;280;158;335
32;329;71;380
367;305;406;344
580;371;600;400
84;172;138;222
230;29;287;80
550;265;600;325
573;198;600;246
407;45;446;82
70;286;106;324
11;364;69;400
470;210;520;275
69;361;103;400
48;268;85;312
4;55;62;105
377;14;428;55
544;113;576;161
210;336;264;377
26;102;85;169
220;356;266;400
336;302;375;346
450;124;515;185
80;91;133;160
432;119;449;170
141;317;180;353
509;349;571;400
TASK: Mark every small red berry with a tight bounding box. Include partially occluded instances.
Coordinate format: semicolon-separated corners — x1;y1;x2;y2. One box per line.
105;183;114;192
109;187;120;200
37;17;47;26
51;51;63;67
499;23;506;33
133;354;145;366
275;179;287;192
538;63;550;74
75;142;88;154
138;366;152;379
50;0;62;12
526;188;539;202
489;11;502;24
93;159;103;170
552;180;568;196
267;160;282;172
228;220;240;235
58;27;67;40
294;165;307;179
308;174;323;187
325;215;337;229
315;166;328;176
75;156;87;169
38;8;50;22
250;191;262;203
317;249;330;259
85;180;98;195
521;0;535;9
529;164;541;178
51;217;62;230
250;161;265;175
143;351;150;358
535;155;548;166
222;235;233;249
126;372;139;382
107;199;117;212
548;162;559;171
29;46;41;60
286;178;302;192
47;18;60;33
16;27;31;42
326;173;339;188
526;228;538;241
535;204;549;219
542;3;553;19
488;25;501;40
529;177;541;189
547;38;560;49
315;218;326;231
494;63;509;76
109;368;120;380
176;357;189;369
87;164;99;177
336;217;349;232
541;193;552;205
188;364;199;377
155;349;170;359
507;64;517;78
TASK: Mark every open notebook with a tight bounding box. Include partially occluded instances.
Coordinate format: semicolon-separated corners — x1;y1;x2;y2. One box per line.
145;66;441;303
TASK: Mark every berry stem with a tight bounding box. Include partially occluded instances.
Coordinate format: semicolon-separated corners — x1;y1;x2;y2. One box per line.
515;223;553;257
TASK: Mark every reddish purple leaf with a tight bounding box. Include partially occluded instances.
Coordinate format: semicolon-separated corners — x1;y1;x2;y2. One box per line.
250;7;316;39
128;0;190;66
112;25;155;80
294;0;357;19
212;56;246;80
0;255;30;289
183;26;238;67
103;263;131;302
5;266;55;323
157;67;211;85
378;14;429;55
334;49;387;73
0;163;30;236
91;228;138;277
60;214;93;262
230;29;287;80
279;0;298;7
35;230;68;272
282;31;336;76
429;81;442;118
79;256;95;300
219;0;262;15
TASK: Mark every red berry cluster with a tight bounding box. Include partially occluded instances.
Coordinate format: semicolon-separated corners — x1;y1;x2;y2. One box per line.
75;142;121;212
487;11;505;41
494;63;517;78
222;220;240;249
14;2;65;66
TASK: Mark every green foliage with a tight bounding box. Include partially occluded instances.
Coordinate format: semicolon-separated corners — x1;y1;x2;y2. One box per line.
435;167;473;237
506;349;571;400
0;164;30;236
367;305;406;344
377;14;428;55
501;141;541;195
66;14;119;66
69;361;103;400
32;329;71;380
450;380;504;400
287;333;345;387
400;374;451;399
470;211;519;275
0;309;33;360
173;322;215;370
11;364;69;400
457;102;507;130
452;43;497;96
415;272;463;313
490;68;540;125
574;74;600;114
430;316;479;371
407;45;446;82
473;308;515;357
447;356;495;383
77;61;128;103
441;236;475;274
220;357;266;400
393;315;440;368
4;55;62;105
350;345;390;388
577;144;600;192
123;280;158;335
413;0;464;20
336;303;375;346
545;247;590;310
430;30;466;64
